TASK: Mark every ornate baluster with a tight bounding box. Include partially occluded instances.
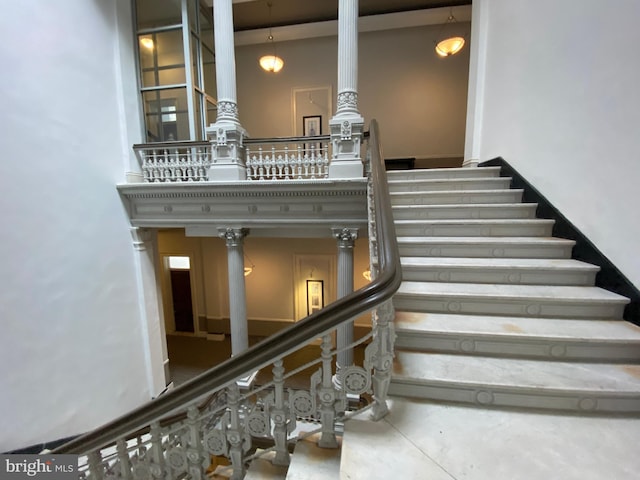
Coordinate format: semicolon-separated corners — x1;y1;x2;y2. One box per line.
270;145;276;179
87;451;105;480
296;144;303;179
282;145;289;179
116;438;133;479
366;300;396;421
314;334;344;448
186;405;206;479
258;146;265;180
322;143;330;177
226;383;249;480
149;421;166;479
271;359;293;465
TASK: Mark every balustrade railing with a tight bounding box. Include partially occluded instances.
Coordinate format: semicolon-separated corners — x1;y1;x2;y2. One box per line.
58;120;400;479
134;141;212;182
133;135;331;183
245;136;330;180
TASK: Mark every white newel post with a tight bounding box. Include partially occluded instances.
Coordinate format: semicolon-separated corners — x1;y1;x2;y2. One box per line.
333;227;358;381
130;228;168;396
329;0;365;179
207;0;247;181
220;228;250;355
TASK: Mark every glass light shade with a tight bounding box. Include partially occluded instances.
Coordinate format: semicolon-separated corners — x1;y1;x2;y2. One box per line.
435;36;465;57
259;55;284;73
363;270;372;281
244;266;253;276
140;37;154;50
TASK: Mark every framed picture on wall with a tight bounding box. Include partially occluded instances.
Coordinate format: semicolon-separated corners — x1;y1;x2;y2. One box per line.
303;115;322;155
306;279;324;315
303;115;321;137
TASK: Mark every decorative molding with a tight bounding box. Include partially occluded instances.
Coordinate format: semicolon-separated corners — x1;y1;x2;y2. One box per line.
219;227;249;247
332;227;358;248
216;101;239;122
337;92;358;113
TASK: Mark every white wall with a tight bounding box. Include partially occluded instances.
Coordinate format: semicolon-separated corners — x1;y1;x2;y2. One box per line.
0;0;153;451
236;22;470;159
474;0;640;288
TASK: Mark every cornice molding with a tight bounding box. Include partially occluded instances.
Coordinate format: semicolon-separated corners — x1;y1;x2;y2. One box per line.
117;180;368;237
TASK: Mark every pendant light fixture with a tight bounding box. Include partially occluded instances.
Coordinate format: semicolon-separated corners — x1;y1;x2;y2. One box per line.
259;2;284;73
435;8;465;57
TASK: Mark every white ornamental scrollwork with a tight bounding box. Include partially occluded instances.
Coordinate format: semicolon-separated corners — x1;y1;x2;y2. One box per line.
340;366;371;395
217;101;239;120
131;463;151;480
337;92;358;111
219;227;249;247
290;390;315;417
166;447;187;472
204;430;228;456
246;410;270;437
216;127;227;146
341;120;352;140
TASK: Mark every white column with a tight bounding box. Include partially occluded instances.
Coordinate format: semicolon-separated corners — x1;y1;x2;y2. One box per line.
329;0;365;179
333;227;358;374
463;0;489;167
130;228;168;396
206;0;247;181
219;228;249;355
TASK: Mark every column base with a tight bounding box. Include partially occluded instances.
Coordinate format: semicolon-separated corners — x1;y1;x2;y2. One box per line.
207;163;247;182
206;121;248;181
328;113;365;179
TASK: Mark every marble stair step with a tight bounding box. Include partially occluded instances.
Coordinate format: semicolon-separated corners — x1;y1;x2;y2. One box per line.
389;351;640;413
339;414;453;480
391;188;524;205
392;203;537;220
386;166;501;181
397;236;575;259
400;257;598;285
244;450;288;480
285;435;341;480
394;218;554;237
393;282;629;319
388;177;512;193
394;312;640;361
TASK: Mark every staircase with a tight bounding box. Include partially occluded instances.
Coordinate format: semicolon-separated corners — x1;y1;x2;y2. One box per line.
241;165;640;479
386;166;640;413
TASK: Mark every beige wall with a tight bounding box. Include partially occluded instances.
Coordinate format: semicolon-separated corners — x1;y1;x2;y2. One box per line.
236;22;470;160
158;230;371;334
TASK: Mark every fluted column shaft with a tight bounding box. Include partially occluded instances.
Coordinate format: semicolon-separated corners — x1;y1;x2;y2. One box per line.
220;228;249;355
334;227;358;369
213;0;239;123
329;0;364;178
336;0;359;115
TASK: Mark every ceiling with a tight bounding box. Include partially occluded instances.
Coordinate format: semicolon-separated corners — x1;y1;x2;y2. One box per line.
204;0;471;31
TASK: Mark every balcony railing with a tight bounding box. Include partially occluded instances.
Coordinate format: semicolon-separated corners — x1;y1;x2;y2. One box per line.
133;135;332;183
56;120;400;479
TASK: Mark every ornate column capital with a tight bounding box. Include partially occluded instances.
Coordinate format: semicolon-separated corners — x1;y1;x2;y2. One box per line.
219;227;249;247
332;227;358;249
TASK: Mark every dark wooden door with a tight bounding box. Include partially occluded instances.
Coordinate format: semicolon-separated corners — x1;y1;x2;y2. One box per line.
170;270;194;332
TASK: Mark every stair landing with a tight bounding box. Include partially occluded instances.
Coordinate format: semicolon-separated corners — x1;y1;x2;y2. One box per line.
341;397;640;480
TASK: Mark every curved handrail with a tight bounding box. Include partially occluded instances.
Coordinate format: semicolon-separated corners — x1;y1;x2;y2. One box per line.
53;119;401;455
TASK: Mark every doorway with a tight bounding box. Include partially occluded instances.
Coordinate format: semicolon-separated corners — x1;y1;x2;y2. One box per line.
163;255;197;334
